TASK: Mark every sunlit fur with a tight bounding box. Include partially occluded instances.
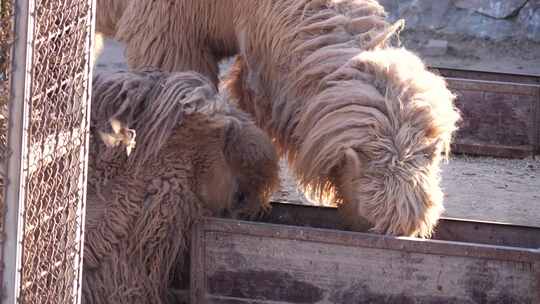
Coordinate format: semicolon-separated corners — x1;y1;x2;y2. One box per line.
83;68;279;303
92;0;128;66
96;0;461;237
91;32;104;67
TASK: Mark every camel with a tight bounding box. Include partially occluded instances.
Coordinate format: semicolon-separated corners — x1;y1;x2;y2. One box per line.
83;68;279;303
94;0;461;237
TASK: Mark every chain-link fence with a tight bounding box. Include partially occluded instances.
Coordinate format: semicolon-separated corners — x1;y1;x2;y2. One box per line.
2;0;94;302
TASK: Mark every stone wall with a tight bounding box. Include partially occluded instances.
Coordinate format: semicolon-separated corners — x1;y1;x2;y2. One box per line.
380;0;540;42
378;0;540;74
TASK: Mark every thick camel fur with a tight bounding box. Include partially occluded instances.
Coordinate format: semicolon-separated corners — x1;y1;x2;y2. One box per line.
83;68;279;304
96;0;461;237
95;0;129;38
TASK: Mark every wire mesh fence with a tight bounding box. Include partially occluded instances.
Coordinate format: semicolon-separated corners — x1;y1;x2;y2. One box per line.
2;0;94;302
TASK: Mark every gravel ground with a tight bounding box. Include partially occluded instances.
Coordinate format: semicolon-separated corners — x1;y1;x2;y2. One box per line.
96;38;540;227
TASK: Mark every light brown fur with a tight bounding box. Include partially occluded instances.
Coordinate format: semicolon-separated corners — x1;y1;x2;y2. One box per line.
97;0;461;237
84;68;279;303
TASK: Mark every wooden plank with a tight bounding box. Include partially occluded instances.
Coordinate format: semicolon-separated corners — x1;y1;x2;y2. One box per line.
206;233;536;303
435;217;540;249
256;202;540;249
534;86;540;154
427;68;540;157
200;218;539;262
446;78;538;154
193;217;540;304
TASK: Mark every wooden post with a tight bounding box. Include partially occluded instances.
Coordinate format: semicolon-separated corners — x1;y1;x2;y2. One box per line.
190;219;207;304
534;87;540;156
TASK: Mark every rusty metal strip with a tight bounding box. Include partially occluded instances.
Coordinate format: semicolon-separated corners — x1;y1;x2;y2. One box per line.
445;78;540;96
431;66;540;85
451;142;534;159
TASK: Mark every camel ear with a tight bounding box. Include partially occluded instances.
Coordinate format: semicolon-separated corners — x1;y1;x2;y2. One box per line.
343;148;361;170
123;128;137;156
338;148;367;191
98;131;120;148
98;119;137;156
110;118;123;134
342;148;368;177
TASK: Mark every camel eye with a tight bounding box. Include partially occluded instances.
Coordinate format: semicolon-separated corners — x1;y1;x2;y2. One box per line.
422;153;435;162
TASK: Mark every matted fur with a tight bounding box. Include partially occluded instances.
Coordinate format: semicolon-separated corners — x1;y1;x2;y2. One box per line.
98;0;460;237
83;68;279;303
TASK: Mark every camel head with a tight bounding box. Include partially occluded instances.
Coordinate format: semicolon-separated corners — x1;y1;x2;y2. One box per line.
296;48;461;238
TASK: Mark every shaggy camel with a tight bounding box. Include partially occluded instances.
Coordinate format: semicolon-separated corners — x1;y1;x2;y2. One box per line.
83;68;279;303
95;0;461;237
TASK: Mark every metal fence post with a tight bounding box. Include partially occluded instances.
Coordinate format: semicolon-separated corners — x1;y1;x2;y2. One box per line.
3;0;35;302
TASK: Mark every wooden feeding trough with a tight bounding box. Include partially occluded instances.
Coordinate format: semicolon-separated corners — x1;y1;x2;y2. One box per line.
186;202;540;304
432;67;540;159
